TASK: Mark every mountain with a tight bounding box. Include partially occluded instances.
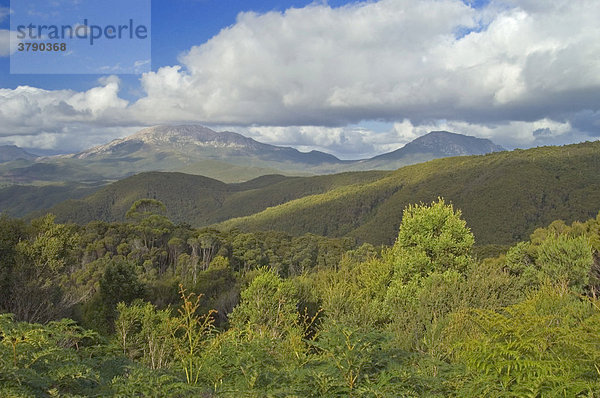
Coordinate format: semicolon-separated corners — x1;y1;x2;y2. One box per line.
348;131;505;170
0;126;504;184
71;125;342;165
40;141;600;247
374;130;504;159
0;145;37;163
61;125;344;180
0;125;348;184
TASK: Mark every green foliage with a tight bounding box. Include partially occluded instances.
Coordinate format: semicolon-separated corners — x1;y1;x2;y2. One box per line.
115;301;177;369
97;259;146;333
505;233;594;293
229;268;300;340
0;215;28;316
308;324;392;395
110;364;198;398
314;255;393;328
3;214;80;323
1;187;600;396
189;258;238;326
390;198;474;279
537;234;593;292
0;314;106;397
385;270;464;351
447;284;600;396
125;198;167;221
173;285;216;385
460;257;524;310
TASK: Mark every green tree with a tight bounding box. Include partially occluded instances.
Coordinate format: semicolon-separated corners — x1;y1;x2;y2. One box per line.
537;234;593;293
126;199;173;251
390;198;474;280
384;199;475;349
0;216;28;316
98;259;145;332
9;214;81;322
231;233;266;273
229;268;299;339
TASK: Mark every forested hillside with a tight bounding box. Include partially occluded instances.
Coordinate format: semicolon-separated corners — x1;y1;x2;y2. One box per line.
220;141;600;245
1;198;600;396
44;171;389;225
2;0;596;394
0;182;101;218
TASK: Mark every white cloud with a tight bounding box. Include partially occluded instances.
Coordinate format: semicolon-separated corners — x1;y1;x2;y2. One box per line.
131;0;600;128
231;117;584;159
241;125;378;159
0;76;130;138
0;126;140;153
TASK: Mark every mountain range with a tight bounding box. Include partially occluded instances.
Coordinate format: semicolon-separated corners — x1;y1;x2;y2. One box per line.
0;125;503;184
25;140;600;248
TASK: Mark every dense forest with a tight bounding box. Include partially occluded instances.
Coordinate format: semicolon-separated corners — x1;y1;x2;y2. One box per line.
1;196;600;397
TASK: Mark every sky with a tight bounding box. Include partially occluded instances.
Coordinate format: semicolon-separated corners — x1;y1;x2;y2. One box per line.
0;0;599;159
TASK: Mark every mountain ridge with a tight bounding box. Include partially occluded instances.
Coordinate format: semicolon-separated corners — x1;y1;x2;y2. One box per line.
0;125;505;184
68;125;343;165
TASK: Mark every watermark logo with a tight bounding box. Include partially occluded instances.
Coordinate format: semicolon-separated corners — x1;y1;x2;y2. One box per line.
10;0;151;74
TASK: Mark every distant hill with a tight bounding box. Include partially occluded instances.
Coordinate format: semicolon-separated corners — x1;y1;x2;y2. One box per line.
373;130;504;159
0;126;504;184
347;131;505;170
0;145;37;163
38;141;600;247
218;141;600;245
44;170;389;226
0;182;101;218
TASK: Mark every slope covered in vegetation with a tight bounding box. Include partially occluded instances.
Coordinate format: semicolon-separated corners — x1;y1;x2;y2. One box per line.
220;141;600;245
45;170;389;226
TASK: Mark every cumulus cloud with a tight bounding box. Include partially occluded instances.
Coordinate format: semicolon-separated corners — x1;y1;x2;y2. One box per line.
0;76;132;139
0;0;598;154
131;0;600;128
